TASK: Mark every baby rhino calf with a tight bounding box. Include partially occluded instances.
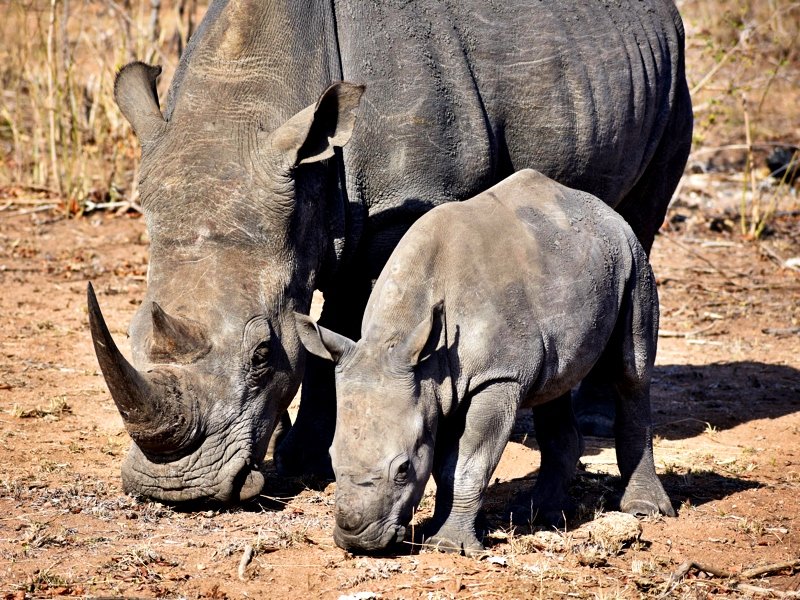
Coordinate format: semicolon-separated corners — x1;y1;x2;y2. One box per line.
295;169;674;556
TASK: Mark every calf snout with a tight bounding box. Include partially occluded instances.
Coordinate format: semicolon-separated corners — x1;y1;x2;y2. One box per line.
335;491;366;533
335;504;365;533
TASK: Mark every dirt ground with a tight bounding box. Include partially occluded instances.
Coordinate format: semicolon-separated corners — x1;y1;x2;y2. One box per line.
0;173;799;599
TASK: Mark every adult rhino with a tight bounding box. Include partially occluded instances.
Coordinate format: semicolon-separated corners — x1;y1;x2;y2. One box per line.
89;0;692;503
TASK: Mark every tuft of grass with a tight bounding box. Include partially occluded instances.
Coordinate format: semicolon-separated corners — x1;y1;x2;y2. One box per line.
11;396;72;420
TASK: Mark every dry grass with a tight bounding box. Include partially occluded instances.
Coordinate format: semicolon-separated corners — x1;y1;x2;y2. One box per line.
0;0;204;214
680;0;800;238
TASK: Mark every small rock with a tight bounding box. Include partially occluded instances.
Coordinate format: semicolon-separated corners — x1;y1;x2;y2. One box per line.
513;530;566;553
581;511;642;554
784;257;800;270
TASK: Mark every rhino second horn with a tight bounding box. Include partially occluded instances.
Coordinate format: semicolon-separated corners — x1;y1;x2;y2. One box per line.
149;302;211;363
87;283;200;454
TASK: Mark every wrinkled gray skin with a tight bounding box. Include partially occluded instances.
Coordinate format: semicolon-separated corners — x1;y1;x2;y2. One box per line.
296;170;675;555
92;0;691;502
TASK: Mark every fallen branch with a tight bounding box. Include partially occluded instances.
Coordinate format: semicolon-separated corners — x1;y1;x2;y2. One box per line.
658;323;718;338
742;560;800;579
661;558;800;597
734;583;800;598
762;327;800;337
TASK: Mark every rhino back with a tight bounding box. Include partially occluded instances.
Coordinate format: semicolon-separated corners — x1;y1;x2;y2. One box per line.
335;0;686;221
365;170;638;401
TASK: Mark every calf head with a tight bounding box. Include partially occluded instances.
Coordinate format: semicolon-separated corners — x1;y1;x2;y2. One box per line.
294;303;444;553
89;62;363;503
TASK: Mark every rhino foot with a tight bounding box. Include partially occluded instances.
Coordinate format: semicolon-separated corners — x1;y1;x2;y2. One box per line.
509;496;575;529
424;527;486;558
620;485;675;518
572;380;617;438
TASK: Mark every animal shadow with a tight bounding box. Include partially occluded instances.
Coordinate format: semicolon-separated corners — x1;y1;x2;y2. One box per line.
650;361;800;440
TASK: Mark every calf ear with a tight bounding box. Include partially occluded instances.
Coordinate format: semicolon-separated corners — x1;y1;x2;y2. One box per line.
398;301;445;367
114;62;166;147
293;313;355;363
267;82;365;168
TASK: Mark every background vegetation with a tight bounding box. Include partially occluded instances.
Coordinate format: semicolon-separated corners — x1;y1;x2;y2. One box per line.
0;0;798;226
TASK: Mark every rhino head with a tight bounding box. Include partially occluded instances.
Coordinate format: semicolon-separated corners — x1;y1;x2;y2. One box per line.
294;303;444;553
89;62;363;503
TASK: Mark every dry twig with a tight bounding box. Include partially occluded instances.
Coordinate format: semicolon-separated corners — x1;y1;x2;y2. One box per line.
238;543;254;580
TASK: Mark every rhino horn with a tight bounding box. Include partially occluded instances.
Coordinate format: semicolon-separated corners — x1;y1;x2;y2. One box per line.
149;302;211;363
87;283;199;454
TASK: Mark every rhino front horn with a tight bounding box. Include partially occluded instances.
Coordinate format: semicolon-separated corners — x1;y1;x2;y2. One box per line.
87;283;200;454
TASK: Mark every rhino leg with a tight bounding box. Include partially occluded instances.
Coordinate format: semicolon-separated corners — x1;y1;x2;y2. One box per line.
511;392;583;527
426;382;520;557
266;411;292;463
615;386;674;518
276;274;371;478
574;77;692;438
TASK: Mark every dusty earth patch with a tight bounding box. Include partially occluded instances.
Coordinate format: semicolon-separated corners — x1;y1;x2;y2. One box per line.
0;182;798;599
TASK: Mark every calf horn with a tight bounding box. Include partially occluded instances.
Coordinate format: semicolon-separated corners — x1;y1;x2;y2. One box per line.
87;283;199;454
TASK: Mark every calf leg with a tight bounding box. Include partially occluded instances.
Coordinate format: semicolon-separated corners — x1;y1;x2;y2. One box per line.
614;263;674;516
512;392;584;526
574;79;692;437
426;381;520;556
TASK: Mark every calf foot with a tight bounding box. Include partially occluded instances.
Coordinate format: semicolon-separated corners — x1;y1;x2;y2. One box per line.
620;482;675;518
424;525;486;558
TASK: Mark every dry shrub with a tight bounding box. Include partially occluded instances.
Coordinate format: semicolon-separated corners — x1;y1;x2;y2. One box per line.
0;0;205;214
681;0;800;237
684;0;800;146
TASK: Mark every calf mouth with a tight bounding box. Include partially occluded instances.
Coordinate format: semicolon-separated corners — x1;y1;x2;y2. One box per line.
333;522;407;555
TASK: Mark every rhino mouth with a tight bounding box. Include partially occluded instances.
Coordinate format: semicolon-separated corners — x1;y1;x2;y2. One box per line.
121;441;266;505
231;463;266;502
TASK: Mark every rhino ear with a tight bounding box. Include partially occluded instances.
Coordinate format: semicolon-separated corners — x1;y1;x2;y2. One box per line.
267;82;365;168
398;301;445;367
294;312;355;363
114;62;166;146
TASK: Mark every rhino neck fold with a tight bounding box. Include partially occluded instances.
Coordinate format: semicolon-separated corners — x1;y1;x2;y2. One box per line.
165;0;342;132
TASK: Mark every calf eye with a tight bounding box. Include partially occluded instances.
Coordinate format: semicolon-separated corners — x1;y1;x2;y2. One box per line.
394;460;411;482
251;341;270;370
